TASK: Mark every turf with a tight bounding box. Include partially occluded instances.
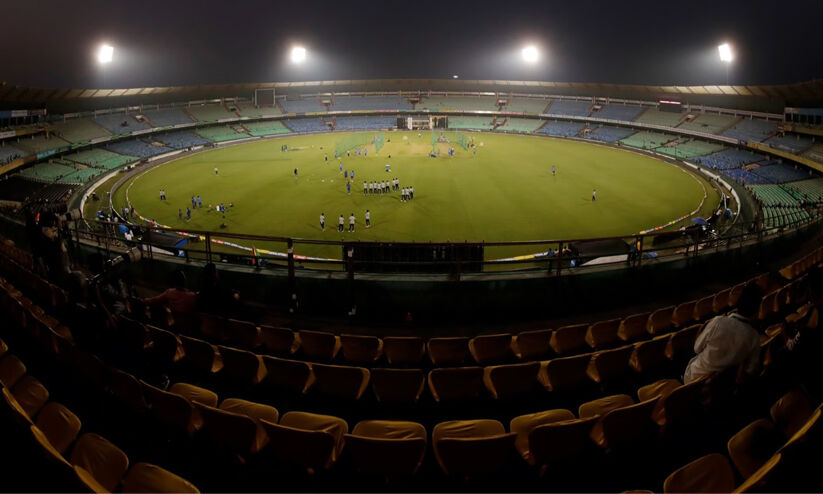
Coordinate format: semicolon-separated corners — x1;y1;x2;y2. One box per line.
112;131;718;260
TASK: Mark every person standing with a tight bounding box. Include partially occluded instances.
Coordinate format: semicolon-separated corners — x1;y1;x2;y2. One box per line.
186;207;191;220
363;181;367;195
552;165;556;176
159;189;166;201
338;214;344;232
365;209;371;228
191;196;196;209
320;212;325;232
348;212;355;232
410;185;414;200
178;208;183;221
294;168;298;178
592;189;596;202
346;181;351;195
214;166;218;175
197;195;202;208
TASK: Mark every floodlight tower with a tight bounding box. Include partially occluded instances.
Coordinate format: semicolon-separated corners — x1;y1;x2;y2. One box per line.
291;46;307;64
718;43;733;85
97;44;114;64
521;45;539;64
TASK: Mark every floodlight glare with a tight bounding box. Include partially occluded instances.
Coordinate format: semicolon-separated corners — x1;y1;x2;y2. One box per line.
718;43;733;63
97;44;114;64
453;74;459;79
291;46;307;64
521;45;539;64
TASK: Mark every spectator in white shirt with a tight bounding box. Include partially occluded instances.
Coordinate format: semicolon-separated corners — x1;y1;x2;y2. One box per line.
684;282;765;383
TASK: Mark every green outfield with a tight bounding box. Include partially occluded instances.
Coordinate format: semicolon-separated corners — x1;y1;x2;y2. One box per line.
110;131;719;261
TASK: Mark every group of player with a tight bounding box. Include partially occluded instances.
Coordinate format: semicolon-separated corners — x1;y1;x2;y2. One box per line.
363;178;399;194
319;210;372;233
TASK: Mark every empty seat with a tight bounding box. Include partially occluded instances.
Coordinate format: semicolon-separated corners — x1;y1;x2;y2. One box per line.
427;337;469;365
468;333;513;364
647;306;675;334
71;433;130;493
550;323;588;355
121;462;200;493
586;345;633;387
757;291;779;321
538;353;592;392
226;319;262;349
579;394;635;419
179;335;223;375
663;453;736;493
527;416;600;467
370;368;425;403
340;334;384;364
146;325;185;365
618;312;651;342
194;401;269;455
261;411;348;471
344;420;427;475
629;335;670;374
727;419;781;478
383;337;425;365
672;300;697;327
728;283;745;308
770;391;813;439
665;324;701;363
11;375;49;417
142;381;217;435
586;319;621;349
428;366;484;402
35;402;82;455
509;409;575;464
693;295;715;321
0;354;26;388
261;356;314;394
432;419;516;477
592;398;659;452
217;345;266;385
483;362;540;399
260;325;299;355
199;313;227;342
298;330;341;360
109;368;149;410
713;289;731;314
734;453;783;493
512;329;553;360
311;363;370;400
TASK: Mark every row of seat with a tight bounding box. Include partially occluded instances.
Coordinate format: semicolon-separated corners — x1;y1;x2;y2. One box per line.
779;244;823;280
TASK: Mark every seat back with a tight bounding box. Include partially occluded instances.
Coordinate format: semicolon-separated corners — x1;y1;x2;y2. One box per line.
529;416;599;465
663;453;736;493
586;319;620;349
122;462;200;494
579;394;635;419
217;345;265;384
261;356;313;394
693;295;715;321
345;421;427;476
260;419;339;470
770;391;813;439
109;369;148;410
298;330;340;360
483;362;540;399
713;289;731;313
179;335;221;374
657;378;704;428
630;335;669;373
340;334;383;364
512;329;553;360
311;363;370;400
727;419;781;478
194;402;259;454
427;337;469;365
142;382;199;433
147;325;185;364
588;345;633;384
541;353;591;392
672;300;696;327
550;324;588;355
468;333;513;364
383;337;425;364
427;366;484;402
370;368;425;403
647;306;675;334
35;402;82;455
70;433;130;493
260;325;298;355
435;433;517;476
226;319;261;349
666;324;701;362
600;398;659;450
618;312;650;342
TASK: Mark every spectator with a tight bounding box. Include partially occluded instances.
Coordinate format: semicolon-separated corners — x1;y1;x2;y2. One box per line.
684;282;765;383
143;270;197;313
197;262;239;315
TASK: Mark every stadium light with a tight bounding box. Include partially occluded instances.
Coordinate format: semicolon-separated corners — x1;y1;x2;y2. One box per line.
521;45;539;64
453;74;459;79
97;44;114;64
718;43;733;63
291;46;307;64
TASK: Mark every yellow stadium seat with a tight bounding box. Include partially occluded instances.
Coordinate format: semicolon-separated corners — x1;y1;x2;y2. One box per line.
70;433;130;493
665;324;701;363
713;289;731;314
0;354;26;388
550;323;589;355
216;345;266;385
35;402;82;455
512;329;553;360
344;420;427;476
311;363;370;400
261;356;314;395
179;335;223;375
260;325;300;355
11;375;49;418
215;398;279;453
382;336;425;365
727;419;781;478
672;300;697;327
226;318;262;349
586;345;633;387
340;334;384;364
432;419;516;477
468;333;513;364
370;368;425;403
592;398;659;452
482;362;540;399
693;295;715;321
647;306;675;335
193;402;267;455
538;353;592;392
142;381;217;435
109;369;149;410
663;453;736;493
770;391;813;439
579;394;635;419
629;334;670;374
734;453;783;493
146;325;185;365
586;318;621;349
121;462;200;493
427;366;485;402
618;312;651;343
298;330;341;360
509;409;575;464
427;337;470;365
528;416;599;467
728;283;745;308
261;411;348;472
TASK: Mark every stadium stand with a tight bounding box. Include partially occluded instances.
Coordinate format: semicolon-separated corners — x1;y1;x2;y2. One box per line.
657;139;724;159
693;149;765;170
634;108;685;127
448;116;495;131
677;113;739;134
280;98;328;113
283;118;328;133
764;134;814;154
92;113;152;134
50;119;110;144
721;118;778;142
619;131;673;150
235;102;282;118
499;118;544;132
591;104;646;122
156;131;212;149
66;149;136;170
784;177;823;202
753;162;813;184
14;135;69;155
803;143;823;164
584;126;637;143
195;126;250;143
722;168;772;185
332;96;412;111
504;97;551;113
107;139;173;158
241;121;291;137
0;145;25;165
19;162;77;182
142;108;194;128
0;175;49;202
419;95;498;111
546;100;592;116
535;120;585;137
334;116;396;130
59;166;105;184
185;104;237;122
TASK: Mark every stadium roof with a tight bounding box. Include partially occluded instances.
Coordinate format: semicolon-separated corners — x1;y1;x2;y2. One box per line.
2;78;823;114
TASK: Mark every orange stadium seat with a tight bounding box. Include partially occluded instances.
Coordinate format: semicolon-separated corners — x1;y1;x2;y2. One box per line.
382;336;426;365
468;333;513;364
344;420;427;476
512;329;553;360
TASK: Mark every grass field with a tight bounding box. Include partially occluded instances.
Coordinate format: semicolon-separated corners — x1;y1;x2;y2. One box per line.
110;131;718;261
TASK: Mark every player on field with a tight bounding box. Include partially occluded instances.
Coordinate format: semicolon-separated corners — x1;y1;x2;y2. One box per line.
349;212;355;232
214;167;218;175
364;148;368;157
294;168;298;178
351;170;355;180
338;215;344;232
410;185;414;200
365;209;371;228
339;162;343;172
197;195;203;208
592;189;596;201
363;181;367;194
320;212;325;232
191;196;196;209
385;163;390;172
552;166;556;176
178;208;182;221
159;189;166;201
346;181;351;195
324;153;328;162
347;150;351;158
344;170;348;179
401;187;407;202
186;207;191;220
369;182;373;194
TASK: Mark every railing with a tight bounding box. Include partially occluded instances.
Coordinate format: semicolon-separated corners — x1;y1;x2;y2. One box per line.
75;204;822;283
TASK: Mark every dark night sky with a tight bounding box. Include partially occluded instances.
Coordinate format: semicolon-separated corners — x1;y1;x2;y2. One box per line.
2;0;822;89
